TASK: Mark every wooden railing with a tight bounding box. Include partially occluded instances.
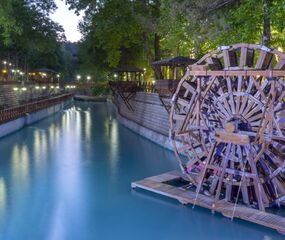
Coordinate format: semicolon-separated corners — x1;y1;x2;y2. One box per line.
154;79;178;96
0;93;73;124
138;81;155;93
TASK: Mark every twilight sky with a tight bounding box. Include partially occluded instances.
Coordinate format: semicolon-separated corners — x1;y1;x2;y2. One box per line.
51;0;83;42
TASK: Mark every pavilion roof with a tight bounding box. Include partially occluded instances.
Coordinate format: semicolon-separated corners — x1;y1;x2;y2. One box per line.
152;56;196;67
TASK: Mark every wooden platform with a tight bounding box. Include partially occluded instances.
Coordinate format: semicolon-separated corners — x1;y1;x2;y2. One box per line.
131;171;285;235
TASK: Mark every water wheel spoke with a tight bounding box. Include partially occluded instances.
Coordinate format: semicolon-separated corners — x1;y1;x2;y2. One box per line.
214;143;232;207
195;142;217;194
235;76;243;113
226;77;236;114
239;79;254;114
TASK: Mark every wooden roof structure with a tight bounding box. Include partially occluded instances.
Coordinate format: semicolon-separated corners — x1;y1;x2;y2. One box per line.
152;57;196;114
112;65;144;82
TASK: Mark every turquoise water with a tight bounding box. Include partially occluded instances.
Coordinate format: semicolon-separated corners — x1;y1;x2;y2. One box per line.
0;101;283;240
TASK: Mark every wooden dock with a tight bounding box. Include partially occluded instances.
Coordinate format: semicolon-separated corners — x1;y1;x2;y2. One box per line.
131;171;285;235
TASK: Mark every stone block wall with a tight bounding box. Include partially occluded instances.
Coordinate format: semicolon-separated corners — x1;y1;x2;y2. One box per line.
116;92;170;136
0;84;61;109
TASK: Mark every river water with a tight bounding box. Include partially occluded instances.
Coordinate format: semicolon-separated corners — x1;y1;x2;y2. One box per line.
0;102;282;240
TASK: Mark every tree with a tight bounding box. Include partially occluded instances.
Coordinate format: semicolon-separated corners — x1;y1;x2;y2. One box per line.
67;0;285;80
0;0;70;77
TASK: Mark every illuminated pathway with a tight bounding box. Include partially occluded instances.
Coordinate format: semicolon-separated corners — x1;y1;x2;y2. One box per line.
0;102;283;239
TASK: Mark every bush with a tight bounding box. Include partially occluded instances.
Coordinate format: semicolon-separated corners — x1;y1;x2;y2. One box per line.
92;81;110;96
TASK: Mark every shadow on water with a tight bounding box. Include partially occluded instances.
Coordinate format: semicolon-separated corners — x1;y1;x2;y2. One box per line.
0;101;282;240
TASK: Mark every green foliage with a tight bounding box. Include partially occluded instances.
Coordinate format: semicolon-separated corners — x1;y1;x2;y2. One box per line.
162;0;285;54
0;0;69;76
92;81;110;96
5;0;284;82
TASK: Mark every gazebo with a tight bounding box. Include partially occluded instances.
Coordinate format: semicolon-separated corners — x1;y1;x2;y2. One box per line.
30;68;60;84
109;66;144;111
152;56;196;113
112;66;144;82
152;56;196;80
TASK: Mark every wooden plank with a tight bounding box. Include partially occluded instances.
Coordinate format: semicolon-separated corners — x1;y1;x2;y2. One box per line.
215;131;250;145
132;171;285;235
256;50;273;69
190;65;209;71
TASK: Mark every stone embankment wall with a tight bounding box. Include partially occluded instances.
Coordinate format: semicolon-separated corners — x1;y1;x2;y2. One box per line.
114;92;175;150
0;84;61;109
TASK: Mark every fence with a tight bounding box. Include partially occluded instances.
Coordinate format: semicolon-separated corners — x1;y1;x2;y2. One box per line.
0;93;73;124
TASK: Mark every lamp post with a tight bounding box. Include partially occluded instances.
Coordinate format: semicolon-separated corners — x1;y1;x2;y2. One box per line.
56;74;60;85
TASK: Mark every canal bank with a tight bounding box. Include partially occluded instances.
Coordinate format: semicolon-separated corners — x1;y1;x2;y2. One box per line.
0;94;73;138
112;92;174;151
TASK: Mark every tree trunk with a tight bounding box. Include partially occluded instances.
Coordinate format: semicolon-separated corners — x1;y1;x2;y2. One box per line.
262;0;271;46
154;33;160;61
143;32;162;79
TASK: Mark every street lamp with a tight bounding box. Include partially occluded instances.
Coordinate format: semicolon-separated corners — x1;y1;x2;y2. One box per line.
76;75;81;81
86;76;91;82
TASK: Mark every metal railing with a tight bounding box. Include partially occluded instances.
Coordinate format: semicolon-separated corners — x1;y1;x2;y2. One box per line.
0;93;73;124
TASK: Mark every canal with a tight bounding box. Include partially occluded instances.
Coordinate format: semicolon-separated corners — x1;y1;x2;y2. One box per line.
0;101;283;240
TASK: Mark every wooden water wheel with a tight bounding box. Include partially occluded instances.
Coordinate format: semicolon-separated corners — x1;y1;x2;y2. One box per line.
170;43;285;211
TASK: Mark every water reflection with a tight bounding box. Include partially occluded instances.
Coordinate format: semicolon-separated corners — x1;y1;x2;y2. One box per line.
84;110;91;141
33;129;48;171
50;106;85;239
0;178;6;224
11;144;30;189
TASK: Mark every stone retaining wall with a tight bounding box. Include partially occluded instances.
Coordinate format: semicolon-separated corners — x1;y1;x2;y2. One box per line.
114;92;179;150
0;84;61;109
116;92;170;136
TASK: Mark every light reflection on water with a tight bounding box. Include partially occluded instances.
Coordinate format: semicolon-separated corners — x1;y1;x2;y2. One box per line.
12;144;30;189
0;178;6;224
0;102;283;240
